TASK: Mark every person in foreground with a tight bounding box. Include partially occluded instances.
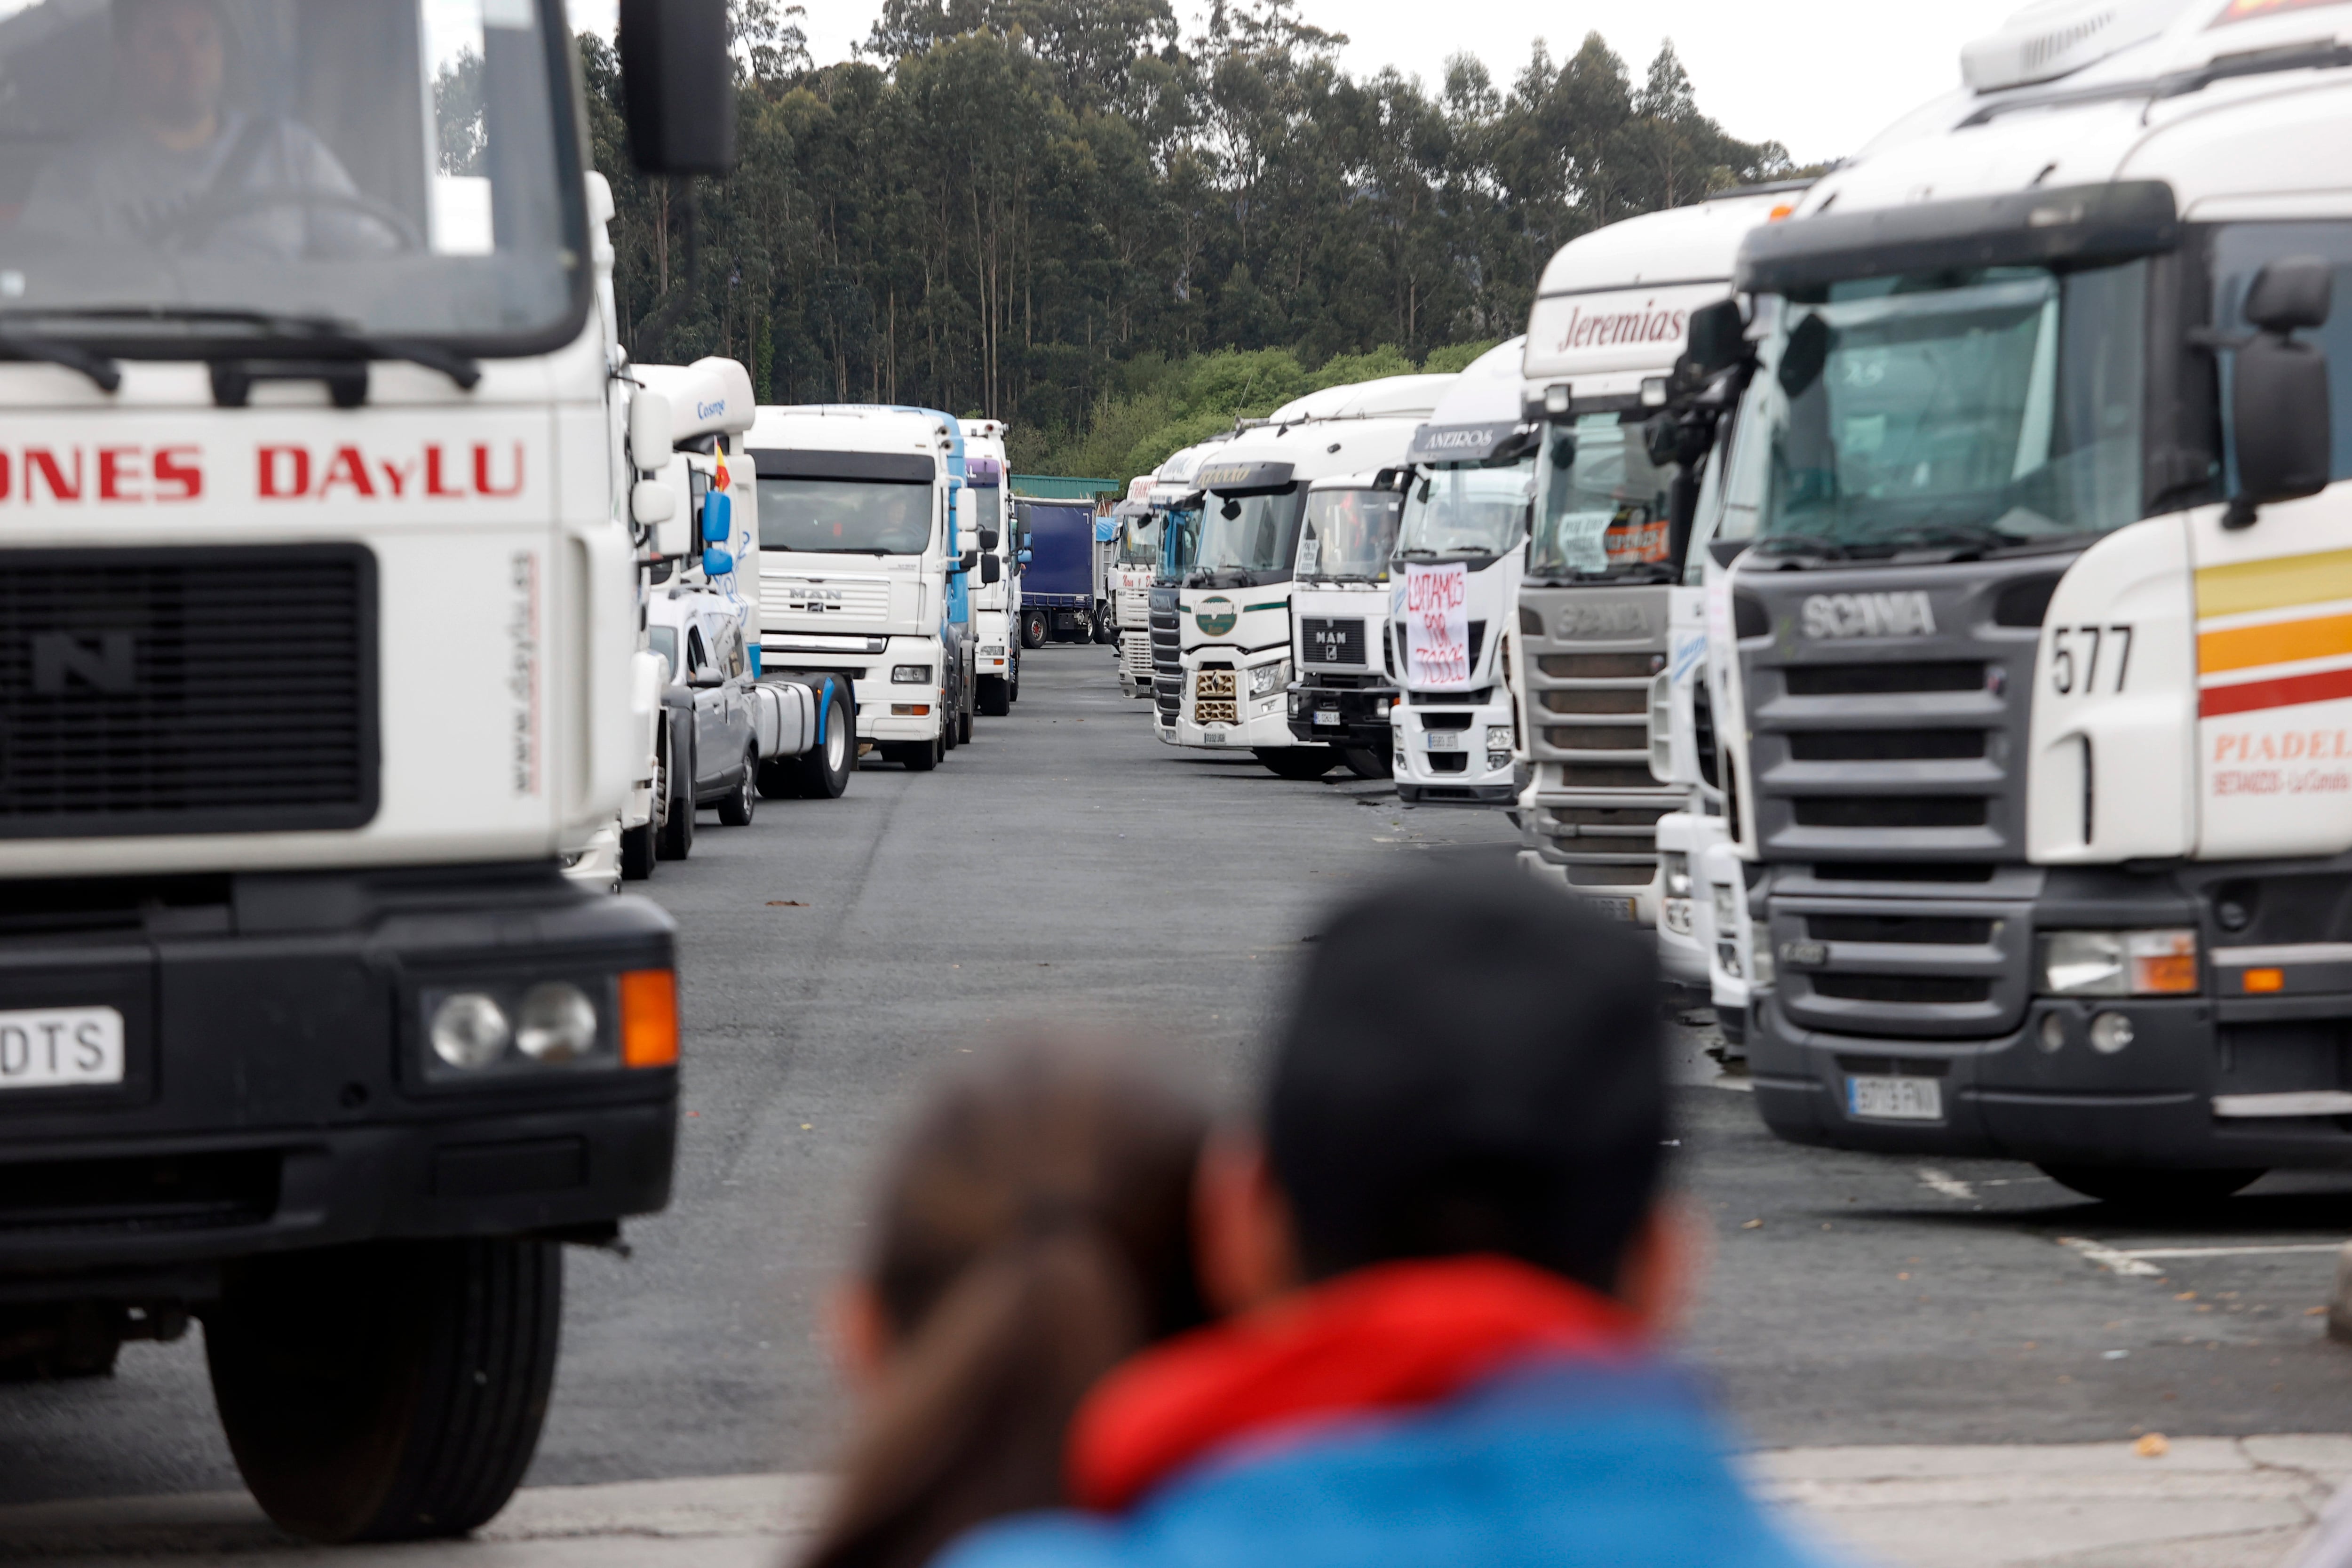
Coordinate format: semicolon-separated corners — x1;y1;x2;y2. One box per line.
937;863;1841;1568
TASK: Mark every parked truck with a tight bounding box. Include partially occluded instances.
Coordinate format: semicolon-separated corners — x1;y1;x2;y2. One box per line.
1700;0;2352;1202
1147;441;1222;742
1016;495;1105;645
1112;479;1161;697
0;0;727;1539
961;420;1021;714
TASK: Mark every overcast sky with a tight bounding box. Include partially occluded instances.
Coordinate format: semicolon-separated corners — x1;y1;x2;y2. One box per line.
565;0;2033;166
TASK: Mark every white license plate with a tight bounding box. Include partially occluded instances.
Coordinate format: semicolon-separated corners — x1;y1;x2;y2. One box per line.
1204;731;1227;745
1582;897;1638;923
0;1006;126;1090
1312;710;1342;726
1425;731;1465;751
1847;1075;1943;1121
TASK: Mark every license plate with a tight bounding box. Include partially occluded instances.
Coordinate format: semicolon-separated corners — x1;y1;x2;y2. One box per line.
1205;731;1227;745
1847;1075;1943;1122
1425;732;1465;751
1582;897;1638;922
0;1006;126;1090
1313;709;1341;726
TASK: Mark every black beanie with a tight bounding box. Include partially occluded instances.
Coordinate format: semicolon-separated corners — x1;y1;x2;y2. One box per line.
1267;858;1667;1294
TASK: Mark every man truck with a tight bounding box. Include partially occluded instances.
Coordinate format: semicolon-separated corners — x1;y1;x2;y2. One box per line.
961;420;1021;714
0;0;728;1540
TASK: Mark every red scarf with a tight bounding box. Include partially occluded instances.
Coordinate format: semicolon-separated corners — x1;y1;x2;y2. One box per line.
1068;1254;1645;1512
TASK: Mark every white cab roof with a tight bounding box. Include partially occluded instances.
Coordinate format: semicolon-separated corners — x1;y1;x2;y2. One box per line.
750;404;955;457
636;358;755;441
1525;199;1782;391
1533;194;1789;298
1425;337;1530;429
1263;373;1454;425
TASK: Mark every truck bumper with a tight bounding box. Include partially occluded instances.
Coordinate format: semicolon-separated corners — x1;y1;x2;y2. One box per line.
1285;683;1394;750
1393;691;1515;805
0;863;677;1291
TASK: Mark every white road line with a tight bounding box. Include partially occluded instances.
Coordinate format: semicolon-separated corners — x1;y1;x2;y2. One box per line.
1918;1167;1977;1202
2058;1236;2344;1275
2118;1242;2344;1261
2058;1237;2164;1277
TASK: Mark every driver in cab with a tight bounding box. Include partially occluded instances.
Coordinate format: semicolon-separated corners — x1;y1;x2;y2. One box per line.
17;0;397;257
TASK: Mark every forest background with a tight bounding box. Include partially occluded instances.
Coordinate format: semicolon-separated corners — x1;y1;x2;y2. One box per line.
536;0;1799;476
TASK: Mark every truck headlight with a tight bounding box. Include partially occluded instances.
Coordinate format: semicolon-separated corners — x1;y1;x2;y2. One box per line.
516;982;599;1063
1486;726;1514;752
1713;883;1739;925
1373;696;1392;716
1663;898;1692;936
1249;661;1289;698
2035;930;2199;997
1662;852;1692;899
430;993;511;1070
891;664;933;685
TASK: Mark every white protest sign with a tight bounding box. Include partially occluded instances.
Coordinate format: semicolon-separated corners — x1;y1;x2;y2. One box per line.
1402;561;1471;689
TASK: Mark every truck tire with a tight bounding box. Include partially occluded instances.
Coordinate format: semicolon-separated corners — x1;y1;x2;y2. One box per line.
1094;611;1118;645
2035;1164;2265;1208
893;726;943;772
657;728;694;861
1009;650;1021;702
619;818;656;880
790;687;854;798
1020;608;1048;648
1255;746;1341;780
957;689;974;744
206;1238;561;1544
1342;747;1393;780
978;675;1010;716
942;699;959;750
718;746;757;826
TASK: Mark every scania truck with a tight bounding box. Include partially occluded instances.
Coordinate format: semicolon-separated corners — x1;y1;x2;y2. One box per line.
1515;190;1786;986
748;405;977;771
1383;339;1537;803
1704;0;2352;1202
961;420;1020;714
1180;376;1451;779
0;0;724;1540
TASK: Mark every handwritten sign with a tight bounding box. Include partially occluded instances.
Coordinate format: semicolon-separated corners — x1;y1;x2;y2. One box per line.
1402;561;1471;689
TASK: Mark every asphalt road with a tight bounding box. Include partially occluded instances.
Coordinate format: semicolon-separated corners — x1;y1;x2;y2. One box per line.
8;643;2352;1523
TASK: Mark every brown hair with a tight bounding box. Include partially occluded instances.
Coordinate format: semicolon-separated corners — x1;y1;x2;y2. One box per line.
799;1042;1210;1568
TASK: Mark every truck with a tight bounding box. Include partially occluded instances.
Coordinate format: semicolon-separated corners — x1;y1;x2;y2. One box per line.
1699;0;2352;1202
1179;376;1453;778
748;405;977;772
1381;339;1538;803
1016;494;1108;645
960;420;1021;714
0;0;728;1539
1513;190;1787;996
1111;478;1161;697
1146;441;1224;742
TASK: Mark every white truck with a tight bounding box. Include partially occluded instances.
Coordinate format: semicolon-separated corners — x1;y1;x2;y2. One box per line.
1513;191;1786;996
1178;377;1452;778
748;405;977;772
1699;0;2352;1202
0;0;728;1539
1112;477;1161;698
1384;339;1538;803
960;419;1021;714
1146;439;1224;742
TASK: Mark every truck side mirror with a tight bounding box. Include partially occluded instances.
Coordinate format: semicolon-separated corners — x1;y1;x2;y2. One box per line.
630;478;675;527
2228;256;2335;529
1017;548;1033;565
981;555;1001;584
628;390;672;472
1685;298;1747;378
957;528;981;554
979;528;1001;550
701;490;731;544
618;0;737;175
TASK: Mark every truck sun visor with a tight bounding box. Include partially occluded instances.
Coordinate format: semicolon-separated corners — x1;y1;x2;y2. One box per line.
750;449;937;484
1735;180;2178;297
964;456;1005;486
1193;459;1296;493
1408;421;1529;465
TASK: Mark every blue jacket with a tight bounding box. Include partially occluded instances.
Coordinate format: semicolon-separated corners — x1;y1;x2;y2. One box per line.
935;1356;1840;1568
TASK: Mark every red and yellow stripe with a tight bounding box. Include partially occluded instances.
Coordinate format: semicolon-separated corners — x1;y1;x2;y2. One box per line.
2195;547;2352;718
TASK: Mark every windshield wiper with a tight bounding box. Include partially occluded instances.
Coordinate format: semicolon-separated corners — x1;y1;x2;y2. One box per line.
1752;533;1853;565
0;329;120;392
0;307;481;390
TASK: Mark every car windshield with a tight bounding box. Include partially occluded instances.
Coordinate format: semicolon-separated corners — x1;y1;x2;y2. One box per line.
0;0;580;348
1527;413;1677;581
1749;263;2146;556
1396;458;1533;561
1195;486;1303;574
1296;486;1403;580
759;478;934;555
1118;512;1161;565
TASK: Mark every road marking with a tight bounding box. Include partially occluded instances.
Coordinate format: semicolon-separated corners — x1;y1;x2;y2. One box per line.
2117;1242;2343;1261
2059;1236;2343;1276
1918;1167;1977;1201
2058;1237;2164;1277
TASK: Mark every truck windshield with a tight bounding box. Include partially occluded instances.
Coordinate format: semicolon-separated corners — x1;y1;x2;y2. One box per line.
1527;414;1676;582
1749;263;2146;557
0;0;580;349
1158;505;1200;581
1196;486;1303;575
1297;486;1403;580
1118;514;1161;565
1396;458;1533;563
759;478;934;555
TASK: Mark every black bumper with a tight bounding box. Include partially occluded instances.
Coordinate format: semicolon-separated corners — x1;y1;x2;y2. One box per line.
0;863;678;1291
1286;684;1394;749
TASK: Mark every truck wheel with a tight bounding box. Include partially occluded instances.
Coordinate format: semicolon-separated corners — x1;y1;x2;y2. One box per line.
1009;651;1021;702
900;725;943;772
1342;747;1393;780
1256;746;1341;780
1021;609;1048;649
619;819;655;880
2036;1164;2265;1208
957;697;974;744
978;676;1010;716
1094;612;1118;645
942;700;960;750
206;1239;560;1544
657;730;694;861
792;688;854;798
717;746;757;826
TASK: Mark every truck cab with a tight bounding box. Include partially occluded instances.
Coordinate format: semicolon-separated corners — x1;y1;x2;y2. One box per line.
1285;471;1407;777
1146;441;1221;742
748;405;972;772
1111;481;1163;698
1181;377;1452;778
960;421;1020;715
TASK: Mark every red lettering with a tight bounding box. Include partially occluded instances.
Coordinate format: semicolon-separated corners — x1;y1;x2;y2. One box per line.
97;446;141;501
27;447;80;501
318;445;376;498
258;446;310;499
379;458;415;497
473;442;523;497
153;446;201;501
0;452;11;502
425;444;464;497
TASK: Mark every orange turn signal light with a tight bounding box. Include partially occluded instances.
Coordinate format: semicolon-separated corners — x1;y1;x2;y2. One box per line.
891;703;931;716
619;968;679;1067
2242;967;2286;994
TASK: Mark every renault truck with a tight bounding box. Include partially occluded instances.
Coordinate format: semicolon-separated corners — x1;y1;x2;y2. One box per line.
0;0;728;1540
1703;0;2352;1203
1180;376;1452;779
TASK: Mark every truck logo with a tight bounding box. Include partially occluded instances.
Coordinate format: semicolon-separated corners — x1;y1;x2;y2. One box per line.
1556;604;1650;638
29;631;135;694
1195;596;1238;636
1800;592;1937;639
792;589;844;613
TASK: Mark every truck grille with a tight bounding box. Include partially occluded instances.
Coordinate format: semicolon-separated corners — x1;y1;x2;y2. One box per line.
1300;617;1366;666
1117;586;1150;629
1517;585;1675;884
1120;630;1153;681
763;576;890;623
1151;588;1182;723
1193;668;1239;726
0;546;376;838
